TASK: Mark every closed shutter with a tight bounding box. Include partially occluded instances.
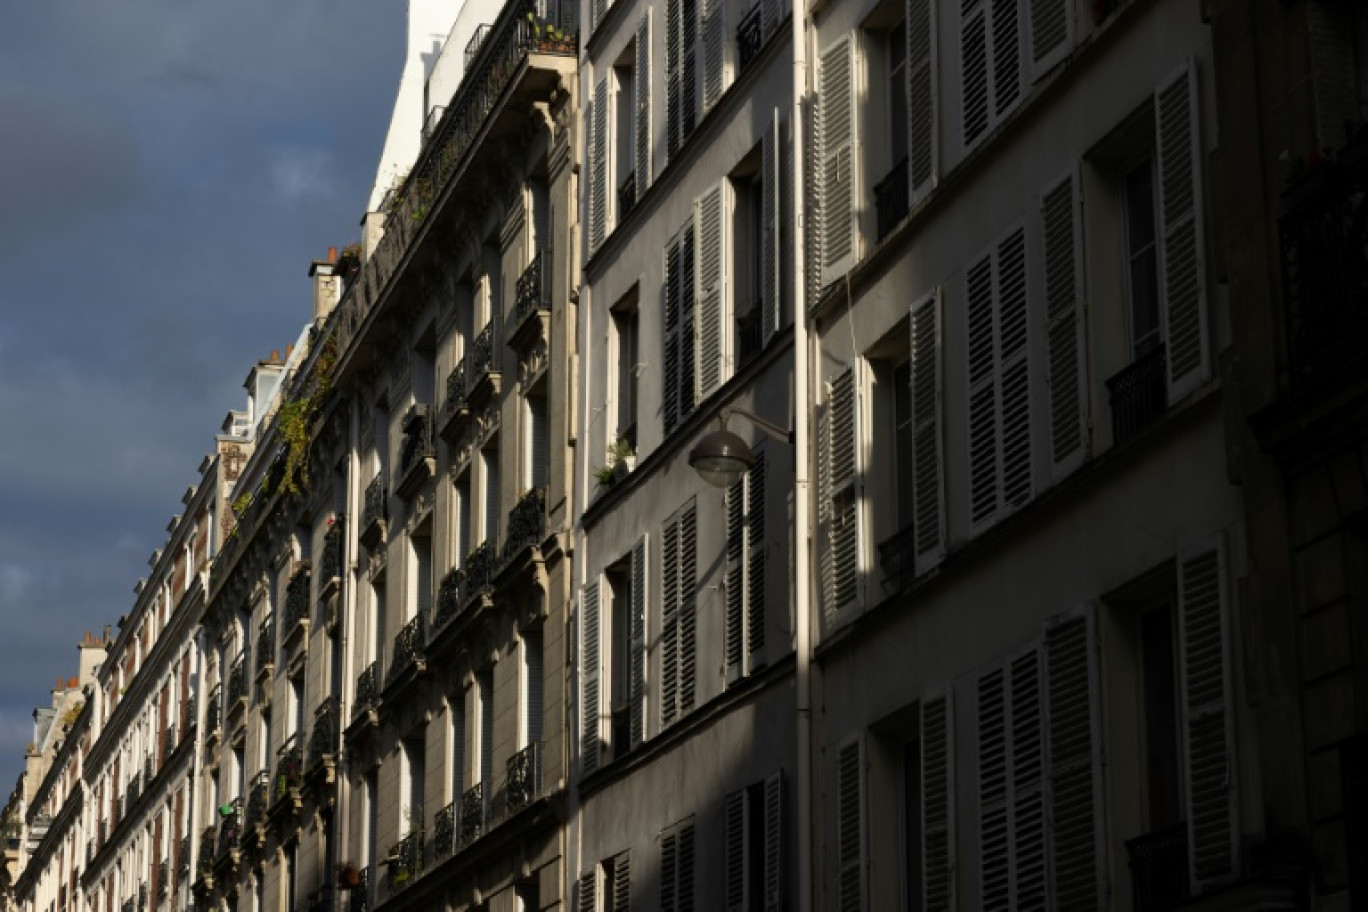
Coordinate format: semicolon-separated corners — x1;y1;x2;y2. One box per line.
591;76;610;254
966;251;999;526
582;581;602;774
761;111;782;344
921;693;955;912
746;452;767;665
700;0;725;114
1041;171;1088;479
1177;535;1238;892
614;852;632;911
679;225;697;421
636;13;652;191
907;0;937;199
579;870;597;912
662;515;680;727
484;450;500;545
524;629;544;745
1028;0;1069;77
1307;0;1359;149
1010;650;1047;910
822;368;861;621
678;821;697;912
1154;61;1210;403
997;227;1031;510
695;183;728;399
662;827;680;912
991;0;1022;116
819;37;857;283
836;739;865;912
678;500;698;715
529;394;549;489
591;0;608;33
978;667;1010;909
763;771;783;912
963;0;1022;148
682;0;698;141
726;476;746;685
630;537;648;746
910;289;945;573
664;235;683;434
761;0;782;41
1044;607;1104;909
724;789;749;911
667;0;683;157
961;0;990;147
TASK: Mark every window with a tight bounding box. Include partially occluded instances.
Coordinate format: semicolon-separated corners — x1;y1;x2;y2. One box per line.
614;46;638;218
730;153;764;370
410;521;433;622
449;692;466;801
865;3;910;241
364;769;378;875
481;445;500;546
520;629;543;749
723;774;782;911
370;577;386;670
453;473;472;563
582;579;603;774
524;385;549;491
959;0;1071;150
1123;159;1161;359
660;818;696;911
601;539;646;758
818;368;862;624
590;74;611;254
663;184;728;433
660;500;697;728
725;452;766;683
666;0;699;157
663;220;696;433
403;735;425;834
476;669;493;787
612;291;640;449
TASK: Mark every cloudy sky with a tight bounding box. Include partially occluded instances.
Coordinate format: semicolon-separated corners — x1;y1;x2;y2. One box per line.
0;1;402;789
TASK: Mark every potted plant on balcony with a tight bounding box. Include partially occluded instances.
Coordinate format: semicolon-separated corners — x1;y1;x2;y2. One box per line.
336;863;362;890
594;437;637;490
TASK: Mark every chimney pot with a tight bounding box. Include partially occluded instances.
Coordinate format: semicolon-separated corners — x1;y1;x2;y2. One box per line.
328;246;338;263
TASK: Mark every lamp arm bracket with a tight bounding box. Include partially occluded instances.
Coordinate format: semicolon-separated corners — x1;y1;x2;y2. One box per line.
721;407;793;444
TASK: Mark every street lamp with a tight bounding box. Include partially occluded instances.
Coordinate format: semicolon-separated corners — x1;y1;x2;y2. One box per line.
688;407;792;487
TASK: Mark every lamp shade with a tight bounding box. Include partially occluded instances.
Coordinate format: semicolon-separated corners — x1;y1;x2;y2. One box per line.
688;428;754;487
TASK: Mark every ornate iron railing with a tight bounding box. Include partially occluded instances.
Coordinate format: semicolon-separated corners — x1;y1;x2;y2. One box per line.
502;487;546;565
1106;345;1167;446
256;614;275;675
157;861;168;899
354;661;379;716
362;473;387;536
618;170;637;220
273;734;303;803
348;867;370;912
139;882;148;911
1126;823;1189;912
445;358;468;420
205;683;221;736
144;753;154;784
459;540;496;606
385;829;425;895
398;406;435;483
468;322;497;392
308;698;338;768
736;3;764;72
178;834;190;878
126;772;141;809
197;825;216;875
215;800;241;859
874;157;910;242
432;802;457;858
319;521;344;587
228;654;247;708
434;567;462;630
514;252;551;329
506;741;542;812
386;614;426;685
465;23;492;68
245;771;269;830
285;563;312;635
459;782;486;845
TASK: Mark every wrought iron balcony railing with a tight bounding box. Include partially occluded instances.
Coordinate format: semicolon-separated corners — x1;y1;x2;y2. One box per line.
362;473;387;540
348;866;370;912
398;405;435;488
737;3;764;72
285;563;312;636
513;251;551;330
465;23;491;68
157;860;168;899
1126;823;1189;912
215;800;241;859
459;782;486;845
354;661;379;717
618;171;637;221
445;358;468;422
178;834;190;878
459;540;496;607
505;741;542;812
206;682;222;736
319;521;344;589
385;829;425;895
138;882;147;911
434;567;462;631
197;825;216;875
502;487;546;566
126;772;141;809
432;801;457;858
308;698;338;768
228;653;247;707
874;157;910;242
1106;344;1167;446
467;322;498;394
386;614;426;685
246;771;269;830
257;614;275;675
273;734;303;804
144;753;154;784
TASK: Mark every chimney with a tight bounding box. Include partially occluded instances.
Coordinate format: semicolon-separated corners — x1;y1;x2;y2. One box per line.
309;247;341;324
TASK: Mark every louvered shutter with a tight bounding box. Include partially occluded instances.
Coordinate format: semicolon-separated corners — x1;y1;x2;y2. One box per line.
529;394;549;489
1041;171;1088;479
921;693;955;912
820;38;857;283
991;0;1022;116
910;289;945;573
636;13;652;191
997;227;1031;511
1028;0;1069;77
763;771;783;912
961;0;990;147
662;828;679;912
761;0;782;41
724;789;749;911
630;537;648;746
823;369;861;620
679;224;697;419
582;581;602;774
1177;535;1238;892
591;0;608;34
666;0;683;157
836;739;864;912
1154;61;1210;403
966;252;998;527
579;870;597;912
678;821;697;912
665;235;683;433
761;110;782;344
614;852;632;911
907;0;937;199
591;76;610;255
1308;1;1360;148
525;629;544;745
661;516;680;727
682;0;698;141
1044;607;1105;909
695;183;727;399
746;452;766;665
678;501;698;715
700;0;725;114
1010;649;1047;910
726;477;746;685
978;667;1010;909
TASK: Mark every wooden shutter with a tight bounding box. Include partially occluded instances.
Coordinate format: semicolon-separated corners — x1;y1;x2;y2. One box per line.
761;111;782;344
682;0;698;141
966;251;999;527
1044;607;1105;910
662;827;679;912
1177;535;1239;892
823;368;861;620
910;289;945;573
678;821;697;912
665;235;683;434
582;581;602;774
590;75;610;255
961;0;990;147
921;692;955;912
836;739;865;912
1041;171;1088;479
907;0;938;199
820;37;857;283
746;452;767;665
726;476;746;685
1308;0;1361;149
1010;649;1047;910
1028;0;1069;77
978;667;1010;908
529;394;549;490
614;851;632;911
678;500;698;715
1154;61;1210;403
630;537;648;746
661;516;680;727
525;629;544;745
636;13;652;191
997;227;1031;510
695;183;728;399
579;870;597;912
700;0;725;114
724;788;749;911
763;771;783;912
666;0;683;157
991;0;1022;116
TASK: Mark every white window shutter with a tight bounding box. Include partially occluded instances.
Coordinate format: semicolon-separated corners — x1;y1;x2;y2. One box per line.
579;870;597;912
581;582;602;774
761;110;782;344
966;252;999;527
682;0;698;142
1041;171;1089;480
1154;60;1210;404
724;788;749;912
630;536;648;746
678;500;698;715
819;37;858;284
661;516;680;727
694;183;728;399
960;0;990;147
725;476;746;685
1028;0;1070;78
921;691;955;912
614;852;632;911
746;452;767;666
996;226;1032;511
977;666;1010;908
590;76;610;254
700;0;726;114
910;289;946;573
1177;534;1239;893
666;0;683;158
636;13;653;192
907;0;938;200
763;771;783;912
822;368;861;622
836;738;865;912
679;223;697;419
664;236;683;434
761;0;782;42
990;0;1022;117
1009;649;1047;909
1043;605;1105;910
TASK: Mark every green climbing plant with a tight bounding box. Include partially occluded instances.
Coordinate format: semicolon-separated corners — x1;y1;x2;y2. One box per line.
274;336;338;499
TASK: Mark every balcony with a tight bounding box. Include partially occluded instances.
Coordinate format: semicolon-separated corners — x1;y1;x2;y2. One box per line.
214;800;241;863
1126;823;1189;912
138;882;147;912
245;771;270;835
284;562;312;642
307;698;339;772
157;860;167;899
467;321;501;407
464;23;491;68
354;661;379;718
1279;155;1368;394
431;801;457;859
505;741;543;812
272;733;303;813
126;771;142;810
510;252;552;350
385;614;427;686
256;613;275;678
319;520;344;602
396;405;436;499
460;782;486;845
875;157;910;243
385;829;425;897
434;566;462;632
178;834;190;878
144;753;154;784
196;825;216;878
618;170;637;221
227;653;247;712
361;472;387;547
1106;345;1167;447
459;540;496;609
736;3;764;73
501;487;546;568
205;682;222;739
442;357;469;432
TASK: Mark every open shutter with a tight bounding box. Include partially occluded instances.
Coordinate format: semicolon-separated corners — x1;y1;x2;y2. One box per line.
614;852;632;911
695;183;728;399
590;76;610;255
724;789;749;912
836;739;865;912
666;0;683;157
907;0;937;200
581;581;602;774
630;537;648;746
590;0;608;33
761;111;782;344
1154;60;1209;403
726;476;746;685
636;13;653;192
682;0;698;141
921;692;955;912
991;0;1022;116
700;0;725;114
997;226;1032;511
819;37;858;284
662;828;679;912
825;368;861;620
978;667;1011;908
1010;649;1047;910
579;870;597;912
1044;606;1105;909
1028;0;1070;77
678;821;697;912
661;517;680;727
746;452;767;666
966;251;999;527
678;501;698;715
763;771;783;912
910;289;945;573
961;0;991;147
1041;171;1088;480
1177;535;1239;892
664;235;683;433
